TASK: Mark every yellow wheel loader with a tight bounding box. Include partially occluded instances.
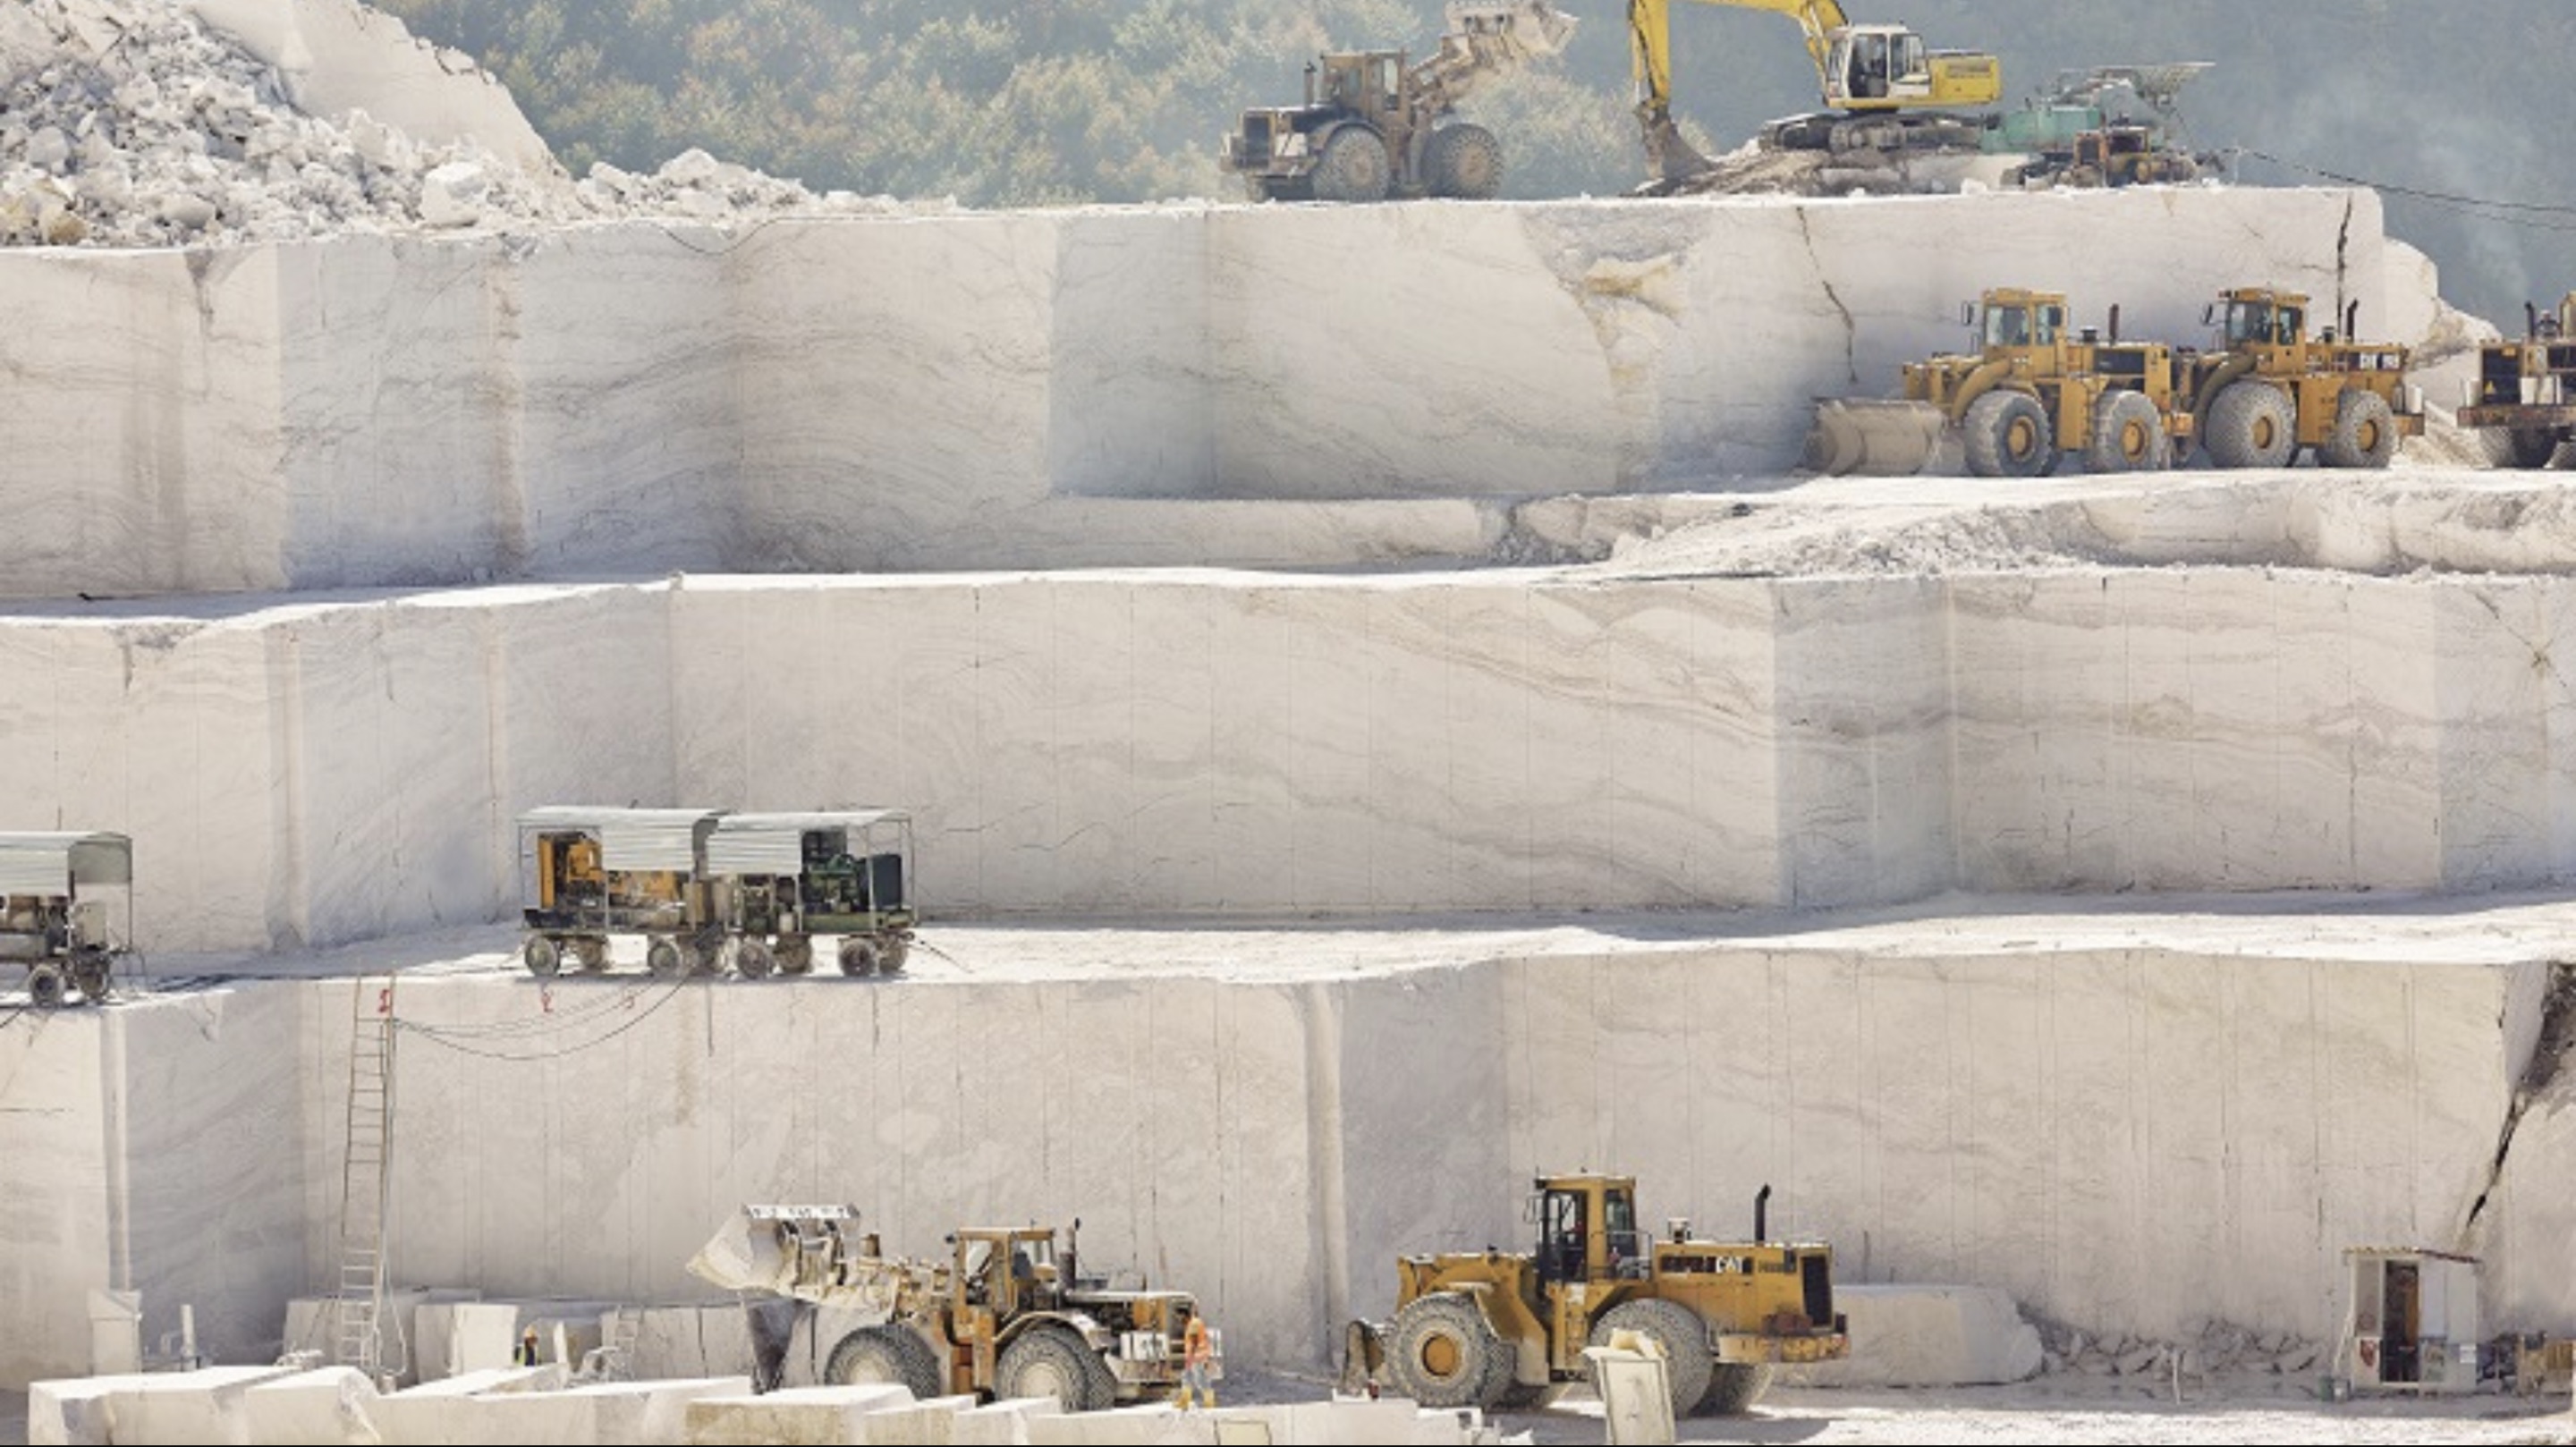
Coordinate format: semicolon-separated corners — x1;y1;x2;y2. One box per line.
2174;287;2423;470
689;1206;1216;1414
1343;1173;1846;1417
1809;288;2180;478
2458;292;2576;470
1219;2;1575;203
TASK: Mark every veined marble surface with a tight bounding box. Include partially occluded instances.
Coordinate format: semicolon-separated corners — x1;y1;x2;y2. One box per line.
0;187;2407;599
10;564;2576;954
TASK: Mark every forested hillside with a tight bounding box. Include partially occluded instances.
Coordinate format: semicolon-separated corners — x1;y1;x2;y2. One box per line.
375;0;2572;327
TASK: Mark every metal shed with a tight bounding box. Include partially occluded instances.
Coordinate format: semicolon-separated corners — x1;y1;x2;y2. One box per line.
0;831;132;897
515;808;719;873
2342;1246;2483;1394
703;809;912;877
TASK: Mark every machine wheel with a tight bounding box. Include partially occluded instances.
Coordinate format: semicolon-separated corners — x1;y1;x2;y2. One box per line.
838;937;880;977
69;950;113;1003
23;962;67;1010
734;938;775;980
2321;389;2399;469
1423;123;1503;200
995;1324;1117;1413
776;936;814;976
1962;391;2054;478
1310;126;1391;204
1698;1362;1775;1416
645;936;685;978
573;937;610;973
876;935;911;976
2084;390;2167;473
2508;427;2565;470
1588;1298;1713;1421
823;1324;945;1400
522;935;563;977
2203;380;2298;469
1385;1292;1512;1410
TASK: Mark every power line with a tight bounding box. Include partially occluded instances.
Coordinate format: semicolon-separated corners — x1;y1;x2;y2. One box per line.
2230;148;2576;231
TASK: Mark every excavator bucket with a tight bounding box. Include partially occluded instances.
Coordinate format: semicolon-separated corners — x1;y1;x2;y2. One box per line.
1805;398;1949;476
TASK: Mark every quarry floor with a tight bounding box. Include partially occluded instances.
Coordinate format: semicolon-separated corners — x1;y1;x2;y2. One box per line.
11;1373;2574;1446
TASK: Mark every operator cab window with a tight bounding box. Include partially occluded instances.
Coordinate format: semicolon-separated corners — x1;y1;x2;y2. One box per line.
1377;57;1401;110
1987;306;2031;348
2227;300;2271;347
2035;303;2064;346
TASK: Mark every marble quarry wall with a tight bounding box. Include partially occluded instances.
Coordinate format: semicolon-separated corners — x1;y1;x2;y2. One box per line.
0;186;2404;599
4;950;2566;1387
11;568;2576;957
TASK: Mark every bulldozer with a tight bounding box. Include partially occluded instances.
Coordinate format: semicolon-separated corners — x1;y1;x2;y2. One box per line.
2458;292;2576;470
1219;1;1575;203
1809;287;2181;478
1630;0;2003;186
688;1205;1215;1413
2174;286;2422;470
1341;1173;1845;1417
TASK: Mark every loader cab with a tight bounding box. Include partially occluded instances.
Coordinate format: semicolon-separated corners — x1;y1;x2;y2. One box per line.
1975;290;2067;353
2208;290;2308;354
1529;1173;1648;1283
1316;51;1406;120
954;1227;1064;1316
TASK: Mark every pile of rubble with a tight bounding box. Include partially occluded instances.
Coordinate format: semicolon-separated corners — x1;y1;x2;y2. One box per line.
0;0;917;249
2037;1317;2326;1383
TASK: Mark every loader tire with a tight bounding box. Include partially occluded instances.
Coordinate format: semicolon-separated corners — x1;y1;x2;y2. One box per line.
522;935;563;977
1311;126;1391;204
2203;381;2297;469
1386;1292;1513;1409
2508;427;2565;470
877;935;911;975
824;1324;944;1401
2084;390;2166;473
1698;1362;1775;1416
733;938;775;979
1588;1299;1712;1420
1424;123;1504;200
2321;389;2399;470
24;962;67;1010
1962;391;2053;478
996;1324;1117;1413
573;936;610;973
645;936;685;978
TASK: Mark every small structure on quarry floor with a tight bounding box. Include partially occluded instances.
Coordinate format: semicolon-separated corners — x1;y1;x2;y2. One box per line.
2339;1247;2483;1395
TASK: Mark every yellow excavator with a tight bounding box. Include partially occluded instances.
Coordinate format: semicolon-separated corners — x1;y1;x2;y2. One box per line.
1629;0;2002;185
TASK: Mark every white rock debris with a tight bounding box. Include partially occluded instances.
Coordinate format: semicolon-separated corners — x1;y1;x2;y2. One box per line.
0;0;923;250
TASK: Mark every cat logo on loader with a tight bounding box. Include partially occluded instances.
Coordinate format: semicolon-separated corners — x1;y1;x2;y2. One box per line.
1341;1173;1846;1418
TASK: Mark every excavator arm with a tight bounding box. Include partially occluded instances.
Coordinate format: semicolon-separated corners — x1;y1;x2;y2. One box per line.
1629;0;1997;184
1631;0;1849;181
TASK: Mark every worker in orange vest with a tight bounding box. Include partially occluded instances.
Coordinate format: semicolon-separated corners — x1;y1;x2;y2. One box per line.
1175;1313;1217;1409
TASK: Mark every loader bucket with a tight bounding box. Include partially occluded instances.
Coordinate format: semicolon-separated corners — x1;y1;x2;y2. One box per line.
1449;0;1577;60
1806;399;1948;476
687;1208;798;1294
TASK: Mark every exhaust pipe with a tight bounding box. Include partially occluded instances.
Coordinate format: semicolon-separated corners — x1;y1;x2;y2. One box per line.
2345;300;2360;340
1754;1183;1772;1242
2531;300;2543;343
2109;303;2122;344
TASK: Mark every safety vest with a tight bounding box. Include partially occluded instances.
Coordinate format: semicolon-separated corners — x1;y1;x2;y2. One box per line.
1183;1316;1213;1365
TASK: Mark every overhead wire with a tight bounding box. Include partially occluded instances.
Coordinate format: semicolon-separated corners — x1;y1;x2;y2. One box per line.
392;974;697;1062
2227;148;2576;233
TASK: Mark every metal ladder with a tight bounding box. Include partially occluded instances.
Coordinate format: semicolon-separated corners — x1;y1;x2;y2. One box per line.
330;977;398;1380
